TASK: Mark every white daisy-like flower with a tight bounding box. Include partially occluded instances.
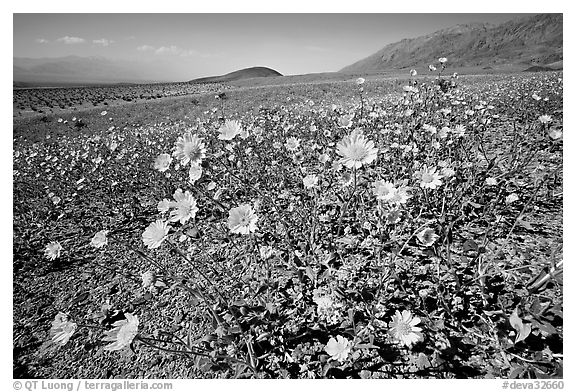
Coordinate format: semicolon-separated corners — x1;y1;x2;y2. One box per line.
173;132;206;166
153;153;172;172
538;115;552;124
337;114;354;128
441;167;455;178
102;313;139;351
218;119;242;141
388;310;424;347
285;137;301;152
429;64;437;72
303;174;319;189
44;241;62;261
318;153;330;164
416;228;439;247
422;124;437;135
438;57;447;64
453;124;466;137
356;77;365;85
142;220;170;249
438;127;450;139
372;180;396;202
506;193;519;204
259;245;274;260
325;335;352;362
239;128;250;139
90;230;109;249
169;189;199;224
336;130;378;169
157;198;173;213
548;129;562;140
386;208;403;224
50;312;77;346
313;289;336;316
141;270;156;290
485;177;497;186
388;186;411;205
228;204;258;234
417;166;443;190
188;164;202;184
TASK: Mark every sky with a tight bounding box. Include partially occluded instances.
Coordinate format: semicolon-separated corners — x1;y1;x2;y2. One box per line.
13;13;536;80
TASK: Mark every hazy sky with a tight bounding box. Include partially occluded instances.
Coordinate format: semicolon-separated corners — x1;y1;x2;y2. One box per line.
14;13;535;79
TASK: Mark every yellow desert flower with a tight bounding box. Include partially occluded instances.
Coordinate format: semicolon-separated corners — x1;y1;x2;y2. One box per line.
44;241;62;261
372;180;396;202
485;177;498;186
188;164;202;184
337;114;354;128
50;312;77;346
336;130;378;169
416;227;439;247
142;220;170;249
285;136;301;152
506;193;519;204
303;174;319;189
538;115;552;124
218;119;242;141
548;129;562;140
141;270;156;290
388;310;424;347
417;165;443;190
228;204;258;234
90;230;109;249
153;153;172;172
102;313;139;351
169;189;199;224
157;198;173;213
389;186;411;205
325;335;352;362
173;132;206;166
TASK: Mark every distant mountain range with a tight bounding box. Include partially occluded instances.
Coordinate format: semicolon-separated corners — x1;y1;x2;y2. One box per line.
188;67;282;84
13;56;167;85
13;56;283;87
340;14;562;73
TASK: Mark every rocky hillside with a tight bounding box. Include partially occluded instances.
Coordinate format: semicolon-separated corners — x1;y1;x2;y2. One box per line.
340;14;562;72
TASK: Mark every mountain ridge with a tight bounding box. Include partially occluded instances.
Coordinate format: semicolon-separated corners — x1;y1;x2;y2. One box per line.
340;14;562;73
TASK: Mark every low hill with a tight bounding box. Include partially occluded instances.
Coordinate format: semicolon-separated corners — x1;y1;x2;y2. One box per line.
188;66;282;84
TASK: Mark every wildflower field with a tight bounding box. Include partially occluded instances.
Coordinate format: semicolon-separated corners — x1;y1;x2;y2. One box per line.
13;62;563;379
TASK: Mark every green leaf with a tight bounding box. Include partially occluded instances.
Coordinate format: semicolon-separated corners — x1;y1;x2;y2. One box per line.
509;365;526;379
305;266;316;282
509;308;531;344
530;318;557;336
463;239;479;253
415;353;431;370
517;219;534;230
336;236;357;247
